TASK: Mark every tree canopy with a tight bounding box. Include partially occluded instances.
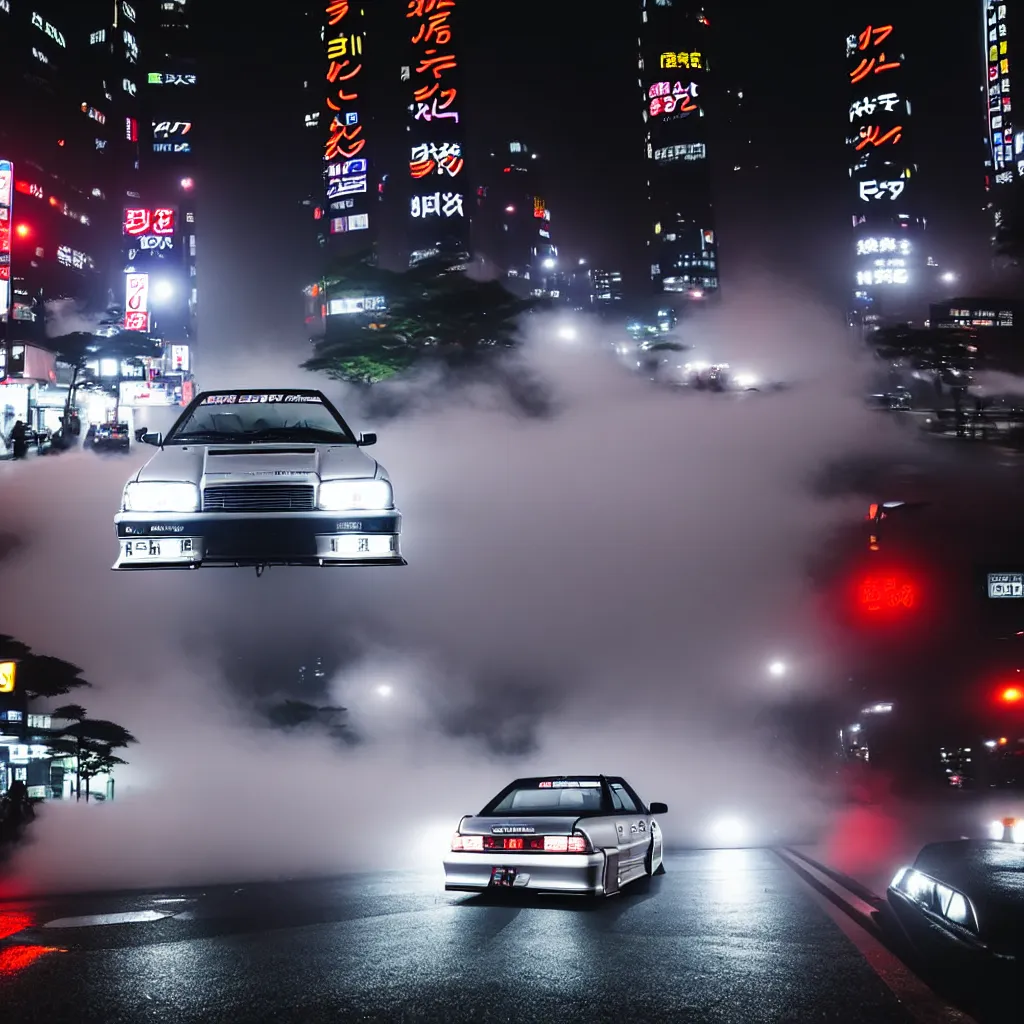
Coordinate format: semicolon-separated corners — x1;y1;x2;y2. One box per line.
0;635;92;702
303;249;544;384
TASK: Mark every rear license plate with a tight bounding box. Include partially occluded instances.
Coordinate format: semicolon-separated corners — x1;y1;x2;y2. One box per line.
490;867;516;888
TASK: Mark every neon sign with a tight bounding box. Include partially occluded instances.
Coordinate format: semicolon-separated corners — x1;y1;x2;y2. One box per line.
648;81;698;117
653;142;706;163
855;124;902;149
124;273;150;331
659;51;703;70
410;191;464;218
858;179;906;201
147;72;196;85
856;237;911;255
409;141;463;178
408;0;459;124
985;2;1013;182
31;11;65;47
0;160;12;316
857;267;909;285
57;245;93;270
849;93;902;120
322;2;370;231
123;208;175;236
153;121;192;138
847;24;900;83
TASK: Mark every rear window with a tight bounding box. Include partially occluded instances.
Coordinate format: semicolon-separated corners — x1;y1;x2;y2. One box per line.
482;779;607;816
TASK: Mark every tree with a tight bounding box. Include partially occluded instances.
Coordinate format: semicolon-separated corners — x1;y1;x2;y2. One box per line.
0;636;92;702
46;328;162;429
303;249;544;384
45;707;137;802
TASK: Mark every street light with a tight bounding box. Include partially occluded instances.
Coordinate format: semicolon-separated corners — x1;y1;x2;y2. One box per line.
558;326;577;341
375;684;393;698
542;258;555;269
152;280;174;302
767;660;787;677
941;271;957;284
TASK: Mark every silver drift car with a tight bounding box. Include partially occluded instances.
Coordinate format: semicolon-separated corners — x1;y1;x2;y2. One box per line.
113;388;404;570
444;775;668;897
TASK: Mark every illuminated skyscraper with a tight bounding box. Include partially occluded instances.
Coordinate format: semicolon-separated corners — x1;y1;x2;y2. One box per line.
846;15;929;328
981;2;1022;262
403;0;469;265
639;1;717;304
474;142;560;299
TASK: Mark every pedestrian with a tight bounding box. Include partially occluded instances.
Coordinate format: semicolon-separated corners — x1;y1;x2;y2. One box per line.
9;419;29;459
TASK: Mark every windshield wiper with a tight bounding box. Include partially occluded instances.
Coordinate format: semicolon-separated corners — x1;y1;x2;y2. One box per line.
241;427;350;442
168;431;240;444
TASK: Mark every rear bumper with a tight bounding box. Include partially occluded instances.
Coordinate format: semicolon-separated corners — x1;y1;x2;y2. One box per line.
112;510;404;569
443;851;607;895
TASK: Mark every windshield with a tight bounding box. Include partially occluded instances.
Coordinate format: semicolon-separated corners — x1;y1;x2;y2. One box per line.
165;391;355;445
481;778;608;816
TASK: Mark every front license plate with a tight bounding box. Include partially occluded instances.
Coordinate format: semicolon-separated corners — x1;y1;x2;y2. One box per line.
490;867;516;888
123;539;194;560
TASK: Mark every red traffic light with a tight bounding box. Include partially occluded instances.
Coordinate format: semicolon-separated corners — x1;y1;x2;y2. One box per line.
14;223;30;238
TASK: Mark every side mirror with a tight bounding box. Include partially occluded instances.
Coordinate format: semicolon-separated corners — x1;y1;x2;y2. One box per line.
142;432;163;446
357;431;377;446
649;802;668;815
134;427;147;442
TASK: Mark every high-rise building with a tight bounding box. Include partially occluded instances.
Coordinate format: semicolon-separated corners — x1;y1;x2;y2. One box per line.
0;2;144;432
474;141;560;299
129;0;198;364
403;0;469;265
981;1;1021;262
591;268;624;308
846;15;929;328
639;2;717;305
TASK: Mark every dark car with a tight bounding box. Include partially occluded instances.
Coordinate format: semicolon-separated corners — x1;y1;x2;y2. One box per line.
89;422;131;453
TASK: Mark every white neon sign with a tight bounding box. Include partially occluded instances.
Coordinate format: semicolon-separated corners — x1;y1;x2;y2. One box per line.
410;191;464;218
858;179;906;201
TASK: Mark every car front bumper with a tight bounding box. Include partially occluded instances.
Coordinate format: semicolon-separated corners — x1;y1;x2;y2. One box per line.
443;851;608;895
112;510;404;569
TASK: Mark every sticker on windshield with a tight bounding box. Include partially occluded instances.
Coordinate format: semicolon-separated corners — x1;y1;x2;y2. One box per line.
539;780;600;789
200;393;323;406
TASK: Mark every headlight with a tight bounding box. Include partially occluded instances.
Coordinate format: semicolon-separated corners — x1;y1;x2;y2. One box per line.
318;478;393;511
123;481;199;512
890;866;979;932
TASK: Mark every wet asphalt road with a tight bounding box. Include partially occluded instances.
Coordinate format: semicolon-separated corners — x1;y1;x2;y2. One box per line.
0;849;964;1024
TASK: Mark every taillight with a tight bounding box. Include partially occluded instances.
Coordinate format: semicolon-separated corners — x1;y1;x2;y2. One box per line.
451;833;483;851
543;833;590;853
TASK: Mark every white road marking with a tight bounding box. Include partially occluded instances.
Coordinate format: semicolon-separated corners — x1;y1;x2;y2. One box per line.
42;911;170;929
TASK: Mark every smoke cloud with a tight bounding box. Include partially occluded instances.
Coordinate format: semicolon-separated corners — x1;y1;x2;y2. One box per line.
0;281;920;896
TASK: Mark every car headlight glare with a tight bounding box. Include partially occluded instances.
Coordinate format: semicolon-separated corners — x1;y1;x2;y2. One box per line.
318;478;392;511
123;481;200;513
891;866;979;932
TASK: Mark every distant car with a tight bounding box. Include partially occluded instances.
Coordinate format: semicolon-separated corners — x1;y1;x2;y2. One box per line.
444;775;667;896
90;422;131;453
112;388;404;570
987;816;1024;843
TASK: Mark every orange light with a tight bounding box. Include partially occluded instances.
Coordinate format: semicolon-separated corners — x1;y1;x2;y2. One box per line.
1000;686;1023;703
867;503;879;520
48;196;58;206
14;224;29;238
999;737;1009;745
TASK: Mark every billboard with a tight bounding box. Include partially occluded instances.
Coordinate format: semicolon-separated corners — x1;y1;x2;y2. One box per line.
124;207;175;235
846;20;919;295
322;1;371;230
0;159;11;317
124;272;150;331
406;0;468;256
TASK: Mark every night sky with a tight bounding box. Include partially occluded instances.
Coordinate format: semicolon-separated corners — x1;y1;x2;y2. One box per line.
195;1;996;347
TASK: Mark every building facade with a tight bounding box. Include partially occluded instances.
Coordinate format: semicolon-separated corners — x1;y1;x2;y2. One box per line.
130;0;199;371
473;141;560;299
846;13;931;328
981;1;1021;263
640;1;717;305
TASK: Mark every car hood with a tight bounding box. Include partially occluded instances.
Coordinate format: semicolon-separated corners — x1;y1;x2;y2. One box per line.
135;443;381;484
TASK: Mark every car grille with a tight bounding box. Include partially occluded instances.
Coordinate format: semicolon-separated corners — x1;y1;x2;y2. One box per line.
202;484;315;512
